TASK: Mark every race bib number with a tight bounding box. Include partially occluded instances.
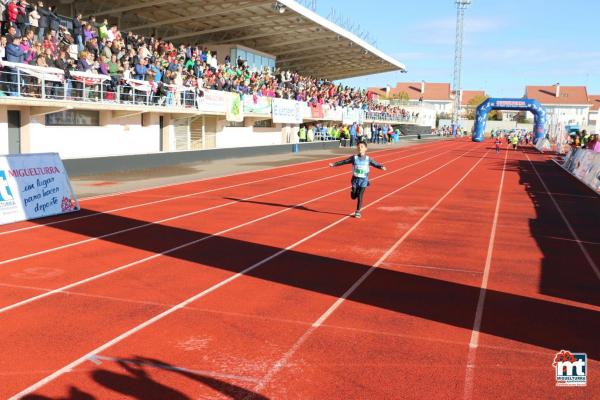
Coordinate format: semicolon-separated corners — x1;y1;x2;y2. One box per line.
353;167;368;178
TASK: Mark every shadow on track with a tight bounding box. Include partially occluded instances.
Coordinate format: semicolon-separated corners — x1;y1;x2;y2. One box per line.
21;356;268;399
27;201;600;360
514;149;600;307
222;197;349;217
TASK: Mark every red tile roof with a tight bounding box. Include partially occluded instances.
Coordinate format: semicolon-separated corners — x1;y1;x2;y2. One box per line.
368;82;452;101
525;85;589;105
589;95;600;111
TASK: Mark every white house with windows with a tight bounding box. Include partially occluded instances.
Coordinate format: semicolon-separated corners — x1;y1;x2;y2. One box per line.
525;85;591;127
369;82;454;115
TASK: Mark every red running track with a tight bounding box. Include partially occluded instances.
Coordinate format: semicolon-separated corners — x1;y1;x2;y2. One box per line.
0;139;598;399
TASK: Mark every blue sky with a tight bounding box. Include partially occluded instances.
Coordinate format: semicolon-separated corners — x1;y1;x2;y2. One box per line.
312;0;600;97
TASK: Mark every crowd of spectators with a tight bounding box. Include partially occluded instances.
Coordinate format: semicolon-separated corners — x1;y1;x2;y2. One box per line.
571;130;600;152
297;122;401;146
0;0;410;118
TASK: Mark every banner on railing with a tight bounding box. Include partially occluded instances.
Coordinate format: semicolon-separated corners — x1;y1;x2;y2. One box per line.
70;71;110;86
243;95;272;115
0;61;64;82
323;105;343;121
226;92;244;122
197;89;229;114
127;78;155;93
0;153;79;225
342;108;360;124
272;98;302;124
310;103;324;119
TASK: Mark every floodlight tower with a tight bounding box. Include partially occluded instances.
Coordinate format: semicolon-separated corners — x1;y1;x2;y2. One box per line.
451;0;471;136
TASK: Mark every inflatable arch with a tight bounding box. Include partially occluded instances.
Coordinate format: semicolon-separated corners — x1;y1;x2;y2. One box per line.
472;98;546;142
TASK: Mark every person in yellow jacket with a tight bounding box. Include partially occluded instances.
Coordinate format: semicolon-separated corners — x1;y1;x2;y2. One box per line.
98;19;109;40
342;125;350;147
327;125;334;140
298;126;307;142
511;134;519;150
333;125;341;140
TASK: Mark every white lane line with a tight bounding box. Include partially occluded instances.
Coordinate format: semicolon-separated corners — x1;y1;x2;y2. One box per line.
381;261;484;275
0;146;437;266
1;145;416;236
526;153;600;281
540;235;600;246
0;144;465;315
7;145;474;400
463;145;509;400
249;149;491;397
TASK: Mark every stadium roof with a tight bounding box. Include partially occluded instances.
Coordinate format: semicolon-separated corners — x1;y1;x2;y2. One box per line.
70;0;406;80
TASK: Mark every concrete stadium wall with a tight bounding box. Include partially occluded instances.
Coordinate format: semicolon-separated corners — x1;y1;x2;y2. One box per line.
63;140;340;176
216;127;283;148
28;112;161;159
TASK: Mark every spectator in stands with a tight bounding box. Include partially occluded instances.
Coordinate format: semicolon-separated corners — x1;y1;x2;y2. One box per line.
83;22;94;43
0;2;7;36
72;13;83;51
36;1;48;41
47;5;59;33
5;34;24;95
0;36;6;60
7;1;19;33
28;2;40;35
76;50;90;70
16;1;30;37
588;134;600;152
98;18;108;41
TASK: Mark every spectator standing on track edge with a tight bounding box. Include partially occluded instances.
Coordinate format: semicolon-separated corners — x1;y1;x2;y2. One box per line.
329;141;386;219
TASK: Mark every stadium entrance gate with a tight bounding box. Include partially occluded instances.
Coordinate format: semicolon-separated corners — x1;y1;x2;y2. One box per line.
472;98;546;142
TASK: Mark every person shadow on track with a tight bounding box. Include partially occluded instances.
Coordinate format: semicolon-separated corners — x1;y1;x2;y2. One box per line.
21;356;269;400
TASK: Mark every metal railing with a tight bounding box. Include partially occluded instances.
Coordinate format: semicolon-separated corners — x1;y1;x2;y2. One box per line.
0;67;199;108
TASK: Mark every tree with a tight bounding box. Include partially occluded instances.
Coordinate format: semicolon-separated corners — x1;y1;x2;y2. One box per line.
388;91;410;105
466;94;488;120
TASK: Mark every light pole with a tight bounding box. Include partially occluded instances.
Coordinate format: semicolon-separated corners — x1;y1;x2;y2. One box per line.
452;0;471;137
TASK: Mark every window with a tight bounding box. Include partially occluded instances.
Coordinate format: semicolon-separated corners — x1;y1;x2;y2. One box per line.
45;110;99;126
246;52;255;65
225;120;245;127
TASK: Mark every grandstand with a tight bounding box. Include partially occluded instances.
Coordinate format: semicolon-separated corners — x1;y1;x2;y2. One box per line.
0;0;433;166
